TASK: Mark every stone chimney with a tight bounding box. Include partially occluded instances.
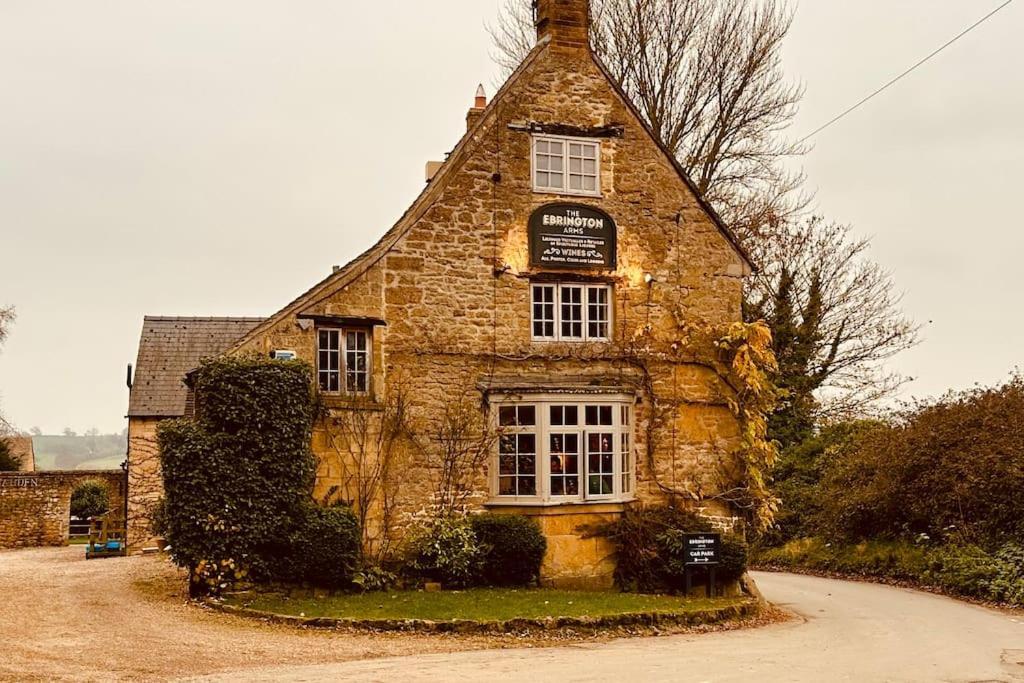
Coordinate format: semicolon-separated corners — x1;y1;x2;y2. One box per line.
535;0;590;53
466;84;487;130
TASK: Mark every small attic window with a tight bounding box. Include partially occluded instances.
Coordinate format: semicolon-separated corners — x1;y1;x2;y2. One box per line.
532;135;600;197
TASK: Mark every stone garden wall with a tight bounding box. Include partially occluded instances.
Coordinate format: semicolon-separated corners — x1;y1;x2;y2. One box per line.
0;470;126;549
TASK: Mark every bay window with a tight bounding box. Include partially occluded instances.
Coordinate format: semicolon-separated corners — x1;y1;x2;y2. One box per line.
492;397;635;504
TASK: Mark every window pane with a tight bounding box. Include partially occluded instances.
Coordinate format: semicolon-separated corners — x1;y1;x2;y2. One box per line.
583;176;596;192
569;175;582;190
518;477;536;496
518;406;536;427
499;407;517;427
583;158;596;174
570;157;582;173
570;143;581;156
565;405;579;425
549;141;563;154
536;171;549;187
518;433;536;453
550;172;563;187
550;156;563;172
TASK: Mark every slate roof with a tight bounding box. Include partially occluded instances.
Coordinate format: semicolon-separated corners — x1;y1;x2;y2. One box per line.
128;317;264;418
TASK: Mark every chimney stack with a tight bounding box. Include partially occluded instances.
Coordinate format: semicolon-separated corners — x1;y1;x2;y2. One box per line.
535;0;590;53
466;83;487;130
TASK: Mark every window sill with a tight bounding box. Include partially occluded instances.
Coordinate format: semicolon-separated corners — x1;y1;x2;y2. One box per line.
532;188;603;200
321;395;383;411
484;498;635;515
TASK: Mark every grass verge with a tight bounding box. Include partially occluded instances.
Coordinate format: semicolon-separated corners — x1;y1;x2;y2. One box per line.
230;589;746;622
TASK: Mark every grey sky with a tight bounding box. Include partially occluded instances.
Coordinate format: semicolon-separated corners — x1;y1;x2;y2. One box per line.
0;1;1020;434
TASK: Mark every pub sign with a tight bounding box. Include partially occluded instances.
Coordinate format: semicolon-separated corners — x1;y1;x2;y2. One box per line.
528;203;617;270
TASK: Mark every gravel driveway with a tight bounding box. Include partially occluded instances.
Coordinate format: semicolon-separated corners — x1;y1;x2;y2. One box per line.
0;547;534;682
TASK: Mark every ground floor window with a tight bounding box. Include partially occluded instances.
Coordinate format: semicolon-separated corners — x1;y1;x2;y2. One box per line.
493;396;635;504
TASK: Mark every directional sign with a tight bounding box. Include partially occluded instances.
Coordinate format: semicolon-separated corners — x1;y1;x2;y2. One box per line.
684;533;720;566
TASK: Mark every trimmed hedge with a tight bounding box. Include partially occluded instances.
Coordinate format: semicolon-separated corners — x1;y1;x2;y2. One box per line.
408;516;483;588
270;504;361;588
158;356;330;594
471;514;546;587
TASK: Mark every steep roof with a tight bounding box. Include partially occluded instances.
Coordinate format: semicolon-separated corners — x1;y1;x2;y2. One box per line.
233;36;753;350
128;317;264;418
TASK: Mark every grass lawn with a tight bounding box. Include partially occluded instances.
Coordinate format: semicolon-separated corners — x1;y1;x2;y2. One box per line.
232;589;745;622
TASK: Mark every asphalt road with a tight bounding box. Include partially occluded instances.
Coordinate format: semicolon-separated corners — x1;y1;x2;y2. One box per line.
198;571;1024;683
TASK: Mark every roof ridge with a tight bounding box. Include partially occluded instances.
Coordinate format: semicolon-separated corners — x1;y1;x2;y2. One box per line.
143;316;267;322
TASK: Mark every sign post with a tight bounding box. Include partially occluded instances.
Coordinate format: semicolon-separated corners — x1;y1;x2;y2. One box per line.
683;532;720;598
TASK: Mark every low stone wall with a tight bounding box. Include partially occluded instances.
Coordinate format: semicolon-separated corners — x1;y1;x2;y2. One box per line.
0;470;126;549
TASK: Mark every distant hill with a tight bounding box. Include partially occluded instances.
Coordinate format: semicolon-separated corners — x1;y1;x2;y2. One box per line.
32;433;126;471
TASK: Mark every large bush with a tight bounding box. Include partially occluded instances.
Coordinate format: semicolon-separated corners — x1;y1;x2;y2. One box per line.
70;480;110;519
470;513;546;587
407;516;483;588
606;505;748;593
758;537;1024;606
816;377;1024;547
271;503;361;588
158;356;322;594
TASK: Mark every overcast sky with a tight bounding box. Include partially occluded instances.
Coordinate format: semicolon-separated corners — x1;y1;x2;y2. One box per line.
1;1;1021;434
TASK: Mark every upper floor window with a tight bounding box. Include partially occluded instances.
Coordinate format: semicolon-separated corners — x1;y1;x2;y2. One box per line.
317;328;370;394
532;283;611;342
533;136;600;196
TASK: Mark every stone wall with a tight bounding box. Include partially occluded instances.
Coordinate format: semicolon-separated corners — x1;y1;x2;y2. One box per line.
133;4;751;586
0;470;126;549
126;417;163;551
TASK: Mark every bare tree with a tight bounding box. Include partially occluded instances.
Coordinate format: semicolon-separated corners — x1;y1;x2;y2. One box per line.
0;306;14;434
490;0;807;237
492;1;917;420
322;389;413;561
422;390;501;518
744;217;919;444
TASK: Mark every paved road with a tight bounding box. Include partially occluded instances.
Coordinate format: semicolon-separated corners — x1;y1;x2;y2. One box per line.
199;572;1024;683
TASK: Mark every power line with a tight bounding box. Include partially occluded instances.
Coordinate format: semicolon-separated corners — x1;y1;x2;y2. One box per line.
799;0;1016;143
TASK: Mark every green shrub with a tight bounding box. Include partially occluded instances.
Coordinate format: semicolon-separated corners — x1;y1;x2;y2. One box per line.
272;504;361;589
471;514;547;587
70;480;110;519
606;505;748;593
755;537;1024;606
158;356;320;594
0;438;21;471
408;516;483;588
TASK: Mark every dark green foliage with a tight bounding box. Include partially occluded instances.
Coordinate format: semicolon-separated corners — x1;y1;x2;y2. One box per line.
470;514;547;587
271;504;361;589
815;377;1024;548
605;505;748;593
158;356;323;594
0;438;20;471
758;538;1024;606
407;516;483;588
763;420;879;546
70;480;110;519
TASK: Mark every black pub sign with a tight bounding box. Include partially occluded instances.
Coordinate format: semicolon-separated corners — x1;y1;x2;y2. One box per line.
528;203;617;270
684;533;720;566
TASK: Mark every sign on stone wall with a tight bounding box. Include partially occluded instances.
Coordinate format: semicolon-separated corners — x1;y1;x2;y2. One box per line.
683;533;720;566
528;203;617;270
0;476;38;488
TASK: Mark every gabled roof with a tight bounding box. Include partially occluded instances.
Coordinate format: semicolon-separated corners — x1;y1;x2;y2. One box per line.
128;316;264;418
232;37;752;349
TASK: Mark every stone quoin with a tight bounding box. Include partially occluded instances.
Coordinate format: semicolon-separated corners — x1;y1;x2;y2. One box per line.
126;0;752;587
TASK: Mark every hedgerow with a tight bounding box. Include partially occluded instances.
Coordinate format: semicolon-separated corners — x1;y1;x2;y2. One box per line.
158;355;333;595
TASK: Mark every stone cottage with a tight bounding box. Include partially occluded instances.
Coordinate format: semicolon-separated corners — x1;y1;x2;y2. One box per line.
127;0;754;586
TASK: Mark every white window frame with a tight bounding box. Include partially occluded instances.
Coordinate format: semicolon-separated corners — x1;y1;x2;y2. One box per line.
490;395;636;506
531;135;601;197
316;327;371;396
531;283;612;342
